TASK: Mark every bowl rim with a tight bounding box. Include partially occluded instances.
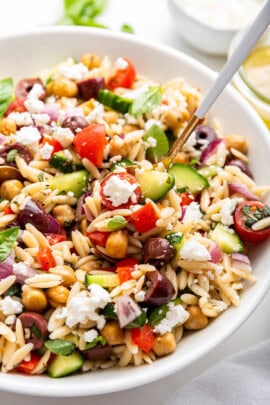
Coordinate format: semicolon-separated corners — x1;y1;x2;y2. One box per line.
0;25;270;397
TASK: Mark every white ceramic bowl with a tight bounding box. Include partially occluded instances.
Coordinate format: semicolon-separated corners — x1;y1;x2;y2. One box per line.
0;26;270;397
167;0;237;55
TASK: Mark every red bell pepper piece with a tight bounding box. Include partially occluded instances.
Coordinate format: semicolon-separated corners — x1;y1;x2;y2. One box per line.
129;202;159;233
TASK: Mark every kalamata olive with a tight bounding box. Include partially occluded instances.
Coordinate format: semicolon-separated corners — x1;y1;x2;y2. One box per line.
15;78;46;100
62;115;88;133
143;238;175;265
226;158;253;178
83;344;113;361
77;77;105;100
18;312;48;350
144;270;175;306
0;143;33;164
195;125;217;149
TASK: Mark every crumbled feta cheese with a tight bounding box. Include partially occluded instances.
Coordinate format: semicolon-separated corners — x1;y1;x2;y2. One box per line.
144;119;162;131
220;197;242;226
85;102;104;123
0;296;23;316
182;131;197;153
180;239;211;261
102;175;138;207
67;191;74;197
8;112;33;126
24;98;44;114
123;84;149;100
58;62;88;81
146;136;157;148
183;202;202;223
154;303;189;334
88;284;111;308
84;329;98;343
39;142;54;160
13;262;28;277
5;315;16;325
27;83;44;99
115;57;128;71
32;113;50;126
109;155;122;163
15;126;41;150
53;127;74;148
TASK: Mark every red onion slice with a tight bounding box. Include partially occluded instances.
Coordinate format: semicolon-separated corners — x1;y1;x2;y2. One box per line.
228;183;259;201
231;253;252;272
13;262;37;284
44;103;60;122
200;139;224;164
0;253;14;280
208;242;222;263
115;295;142;328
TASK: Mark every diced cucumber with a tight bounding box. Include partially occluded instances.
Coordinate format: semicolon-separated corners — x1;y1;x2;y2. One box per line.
168;163;209;194
47;351;84;378
143;124;169;162
49;151;83;173
165;232;184;252
49;170;89;198
210;223;244;254
97;89;133;114
136;170;175;201
110;158;136;171
198;165;218;178
85;273;120;288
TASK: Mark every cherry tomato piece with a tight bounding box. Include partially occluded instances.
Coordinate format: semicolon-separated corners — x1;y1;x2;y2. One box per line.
131;325;156;353
5;97;27;115
87;231;110;247
129;202;159;233
108;58;136;90
45;233;67;245
179;192;195;207
73;124;107;167
116;257;138;283
37;247;56;271
42;137;63;159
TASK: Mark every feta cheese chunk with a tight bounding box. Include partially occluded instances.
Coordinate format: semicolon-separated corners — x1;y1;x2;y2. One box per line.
27;83;44;99
154;303;189;334
24;98;44;114
58;62;88;81
84;329;98;343
15;126;41;150
183;202;202;223
9;112;33;126
32;113;50;126
53;127;74;148
220;197;242;226
180;239;211;261
0;296;23;316
39;142;54;160
103;175;138;207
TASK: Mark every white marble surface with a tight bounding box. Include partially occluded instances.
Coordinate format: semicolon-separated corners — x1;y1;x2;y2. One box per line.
0;0;269;403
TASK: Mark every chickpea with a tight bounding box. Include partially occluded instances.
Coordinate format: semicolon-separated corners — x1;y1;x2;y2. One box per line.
103;111;119;125
80;53;101;69
47;78;78;98
153;332;176;357
105;230;128;259
173;151;190;164
0;118;16;135
101;321;125;345
225;133;248;154
22;286;48;312
46;285;69;308
184;306;209;330
52;204;75;226
49;265;76;287
0;179;24;200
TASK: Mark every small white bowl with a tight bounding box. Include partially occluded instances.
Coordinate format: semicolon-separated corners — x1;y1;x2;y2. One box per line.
167;0;237;55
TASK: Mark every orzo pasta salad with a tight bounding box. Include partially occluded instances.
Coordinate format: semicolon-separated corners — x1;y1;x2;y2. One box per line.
0;53;269;378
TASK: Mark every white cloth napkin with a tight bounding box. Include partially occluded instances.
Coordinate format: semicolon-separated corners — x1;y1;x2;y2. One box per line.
165;339;270;405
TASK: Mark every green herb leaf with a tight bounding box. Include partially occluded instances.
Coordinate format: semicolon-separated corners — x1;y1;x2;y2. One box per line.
125;311;146;329
0;227;19;263
64;0;109;19
6;283;21;298
0;78;13;118
101;303;117;319
107;215;127;231
85;335;106;350
121;23;135;34
129;86;163;117
143;124;169;162
31;324;44;340
6;149;18;163
45;339;76;356
37;173;44;182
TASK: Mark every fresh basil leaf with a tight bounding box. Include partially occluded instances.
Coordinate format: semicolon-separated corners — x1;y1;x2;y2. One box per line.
0;227;19;263
72;16;107;28
6;149;18;163
143;124;169;162
6;283;22;298
64;0;109;19
101;303;117;319
31;324;44;340
125;311;146;329
107;215;127;231
129;86;162;117
0;78;13;118
121;23;135;34
45;339;76;356
85;335;106;350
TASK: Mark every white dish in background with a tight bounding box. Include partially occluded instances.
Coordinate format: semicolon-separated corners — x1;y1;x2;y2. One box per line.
0;26;270;397
167;0;264;55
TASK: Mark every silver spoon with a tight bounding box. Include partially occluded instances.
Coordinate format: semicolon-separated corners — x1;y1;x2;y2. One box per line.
165;0;270;166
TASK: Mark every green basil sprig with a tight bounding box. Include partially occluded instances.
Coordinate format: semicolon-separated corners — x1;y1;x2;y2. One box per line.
0;227;19;262
129;86;163;116
45;339;76;356
85;335;106;350
57;0;109;27
107;215;127;231
0;78;13;118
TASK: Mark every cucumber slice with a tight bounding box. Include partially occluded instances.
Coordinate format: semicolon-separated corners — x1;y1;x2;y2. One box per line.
165;232;184;252
110;158;136;171
49;151;83;173
198;165;218;179
143;124;169;162
210;223;244;254
168;164;209;194
49;170;89;198
85;273;120;288
97;89;133;114
136;170;175;201
47;351;84;378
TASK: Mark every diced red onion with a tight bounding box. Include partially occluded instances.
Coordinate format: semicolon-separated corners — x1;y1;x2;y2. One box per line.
228;183;259;201
200;139;224;164
208;242;222;263
64;107;84;118
0;253;14;280
13;262;37;284
75;191;92;221
231;253;252;272
44;104;60;122
115;295;142;328
0;134;6;145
